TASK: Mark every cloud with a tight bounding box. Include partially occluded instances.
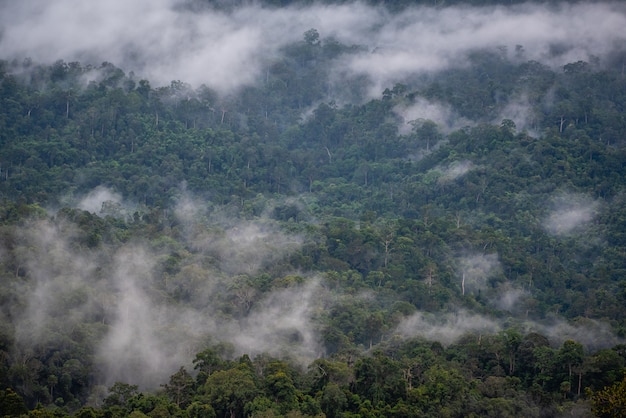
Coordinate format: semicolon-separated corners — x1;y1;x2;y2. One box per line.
227;279;326;364
76;186;123;215
3;195;622;394
394;306;624;350
543;192;600;237
11;220;100;348
492;284;528;313
524;317;624;352
1;1;624;95
97;267;326;386
441;160;475;182
2;191;318;390
184;217;304;276
458;253;501;295
395;309;501;346
96;245;181;388
394;98;472;135
495;92;540;134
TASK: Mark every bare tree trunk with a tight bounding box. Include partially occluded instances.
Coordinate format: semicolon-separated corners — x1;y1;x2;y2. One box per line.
324;146;332;163
462;272;466;295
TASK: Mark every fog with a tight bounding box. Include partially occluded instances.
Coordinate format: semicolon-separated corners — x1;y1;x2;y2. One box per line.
3;194;321;390
395;309;501;345
395;308;624;351
76;186;124;215
1;1;625;95
394;99;471;135
1;0;625;398
2;187;623;392
543;192;600;237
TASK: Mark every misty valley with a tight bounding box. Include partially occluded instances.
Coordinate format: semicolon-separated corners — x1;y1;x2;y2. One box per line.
1;0;626;417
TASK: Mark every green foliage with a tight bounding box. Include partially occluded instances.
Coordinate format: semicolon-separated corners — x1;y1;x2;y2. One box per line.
0;4;626;416
203;367;259;418
590;376;626;418
0;387;28;416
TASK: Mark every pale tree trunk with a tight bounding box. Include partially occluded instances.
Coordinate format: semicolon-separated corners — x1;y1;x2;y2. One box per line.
462;272;466;295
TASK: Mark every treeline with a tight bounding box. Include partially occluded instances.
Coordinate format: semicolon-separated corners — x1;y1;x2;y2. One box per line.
1;335;625;417
0;23;626;417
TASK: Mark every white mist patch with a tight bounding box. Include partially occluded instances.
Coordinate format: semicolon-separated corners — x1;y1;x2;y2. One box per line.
496;93;540;135
543;193;599;237
343;2;626;97
221;222;303;274
458;253;501;295
96;245;211;388
395;310;501;345
394;98;471;135
77;186;123;215
493;285;528;313
187;218;304;276
1;2;624;94
228;280;324;364
97;247;167;387
12;220;100;348
527;317;624;352
442;160;474;182
173;190;209;227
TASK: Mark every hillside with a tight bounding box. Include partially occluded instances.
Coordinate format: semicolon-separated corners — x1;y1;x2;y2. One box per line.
1;1;626;417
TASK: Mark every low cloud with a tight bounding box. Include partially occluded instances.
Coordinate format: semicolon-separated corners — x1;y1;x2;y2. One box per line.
186;218;304;276
1;1;624;95
76;186;123;215
395;309;623;351
441;160;475;183
496;92;541;134
228;280;326;364
3;198;317;390
543;192;599;237
11;220;100;349
395;98;471;135
525;317;624;352
492;284;528;313
458;253;501;295
395;309;501;345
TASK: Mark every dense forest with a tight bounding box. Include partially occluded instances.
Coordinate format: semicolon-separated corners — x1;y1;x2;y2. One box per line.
1;0;626;417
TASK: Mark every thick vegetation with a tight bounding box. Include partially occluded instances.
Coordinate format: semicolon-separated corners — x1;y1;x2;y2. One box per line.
1;11;626;418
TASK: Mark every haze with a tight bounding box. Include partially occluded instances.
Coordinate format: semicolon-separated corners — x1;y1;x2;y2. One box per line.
1;1;625;95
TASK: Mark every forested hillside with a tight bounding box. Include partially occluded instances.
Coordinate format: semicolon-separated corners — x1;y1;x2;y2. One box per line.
1;0;626;417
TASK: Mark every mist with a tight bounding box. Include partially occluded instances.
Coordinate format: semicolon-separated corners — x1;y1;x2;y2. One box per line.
395;308;624;351
543;192;600;237
1;1;624;95
76;186;124;216
394;98;471;135
1;0;625;407
2;195;322;391
395;309;501;345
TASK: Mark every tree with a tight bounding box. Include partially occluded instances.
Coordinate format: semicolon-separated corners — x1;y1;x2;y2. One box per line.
203;367;258;418
409;119;441;152
303;28;320;46
590;375;626;418
265;370;298;414
0;387;28;416
162;367;195;409
193;344;234;385
320;383;347;418
103;382;139;410
558;340;584;386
